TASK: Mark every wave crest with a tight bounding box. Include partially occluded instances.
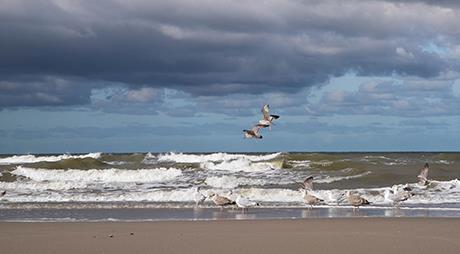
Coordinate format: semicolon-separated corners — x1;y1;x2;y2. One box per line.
11;166;182;183
156;152;281;163
0;153;101;165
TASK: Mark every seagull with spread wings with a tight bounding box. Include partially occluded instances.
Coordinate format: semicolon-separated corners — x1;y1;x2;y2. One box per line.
243;123;269;139
301;176;314;190
258;104;280;130
417;163;430;186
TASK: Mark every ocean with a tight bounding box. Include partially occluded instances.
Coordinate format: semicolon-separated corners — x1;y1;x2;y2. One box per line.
0;152;459;221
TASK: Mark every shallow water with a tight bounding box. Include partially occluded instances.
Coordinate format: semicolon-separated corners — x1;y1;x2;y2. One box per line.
0;152;459;220
1;207;459;222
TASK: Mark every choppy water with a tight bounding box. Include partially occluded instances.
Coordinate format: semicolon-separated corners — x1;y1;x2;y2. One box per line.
0;152;459;219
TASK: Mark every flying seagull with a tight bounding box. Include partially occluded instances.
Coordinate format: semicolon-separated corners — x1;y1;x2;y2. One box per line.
258;104;280;130
417;163;430;186
243;124;269;139
346;191;370;211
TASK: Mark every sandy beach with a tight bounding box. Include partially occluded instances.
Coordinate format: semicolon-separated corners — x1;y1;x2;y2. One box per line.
1;218;459;254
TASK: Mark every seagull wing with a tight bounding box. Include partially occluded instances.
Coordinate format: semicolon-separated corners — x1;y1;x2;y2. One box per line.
215;195;234;205
251;124;267;135
239;197;257;207
417;167;429;181
244;129;256;136
261;104;270;120
303;176;314;190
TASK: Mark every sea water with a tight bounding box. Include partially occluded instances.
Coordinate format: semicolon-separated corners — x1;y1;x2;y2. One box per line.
0;152;459;221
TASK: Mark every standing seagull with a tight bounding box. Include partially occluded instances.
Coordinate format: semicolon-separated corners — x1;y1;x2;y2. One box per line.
193;187;206;207
235;196;259;212
259;104;280;130
346;191;370;211
326;191;346;206
300;189;323;209
243;124;269;139
209;193;236;209
417;163;430;186
384;185;413;207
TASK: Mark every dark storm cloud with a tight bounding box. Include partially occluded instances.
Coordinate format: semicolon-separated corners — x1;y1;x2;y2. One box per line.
0;0;459;108
0;77;93;108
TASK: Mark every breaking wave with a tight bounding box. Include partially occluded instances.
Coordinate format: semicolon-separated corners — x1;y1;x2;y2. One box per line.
0;153;101;165
316;171;372;183
205;176;267;189
1;180;458;206
200;158;280;172
11;166;182;183
156;152;282;163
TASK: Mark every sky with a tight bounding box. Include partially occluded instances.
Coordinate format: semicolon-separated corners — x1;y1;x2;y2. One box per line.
1;0;460;154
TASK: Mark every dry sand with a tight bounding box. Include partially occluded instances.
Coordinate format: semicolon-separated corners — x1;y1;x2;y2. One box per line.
1;218;459;254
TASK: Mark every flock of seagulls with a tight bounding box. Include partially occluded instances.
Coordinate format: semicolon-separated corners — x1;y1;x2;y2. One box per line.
193;163;433;212
243;104;280;139
306;163;433;210
298;176;371;211
299;163;431;211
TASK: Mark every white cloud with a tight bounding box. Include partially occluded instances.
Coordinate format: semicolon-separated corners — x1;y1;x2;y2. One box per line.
125;87;160;103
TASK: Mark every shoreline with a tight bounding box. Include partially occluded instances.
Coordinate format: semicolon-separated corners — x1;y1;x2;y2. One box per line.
1;207;459;222
1;218;459;254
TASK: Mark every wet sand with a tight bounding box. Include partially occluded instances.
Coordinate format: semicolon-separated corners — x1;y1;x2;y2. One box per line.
1;218;459;254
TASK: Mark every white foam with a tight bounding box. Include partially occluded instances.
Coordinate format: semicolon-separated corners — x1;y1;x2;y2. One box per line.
234;188;303;203
11;166;182;183
142;152;157;164
205;176;266;189
103;161;129;166
436;160;452;165
1;179;459;207
0;180;90;191
310;160;334;167
157;152;281;163
0;153;102;165
3;188;199;203
201;158;278;172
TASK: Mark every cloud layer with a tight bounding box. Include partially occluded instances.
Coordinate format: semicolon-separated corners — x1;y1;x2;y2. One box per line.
1;0;460;111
